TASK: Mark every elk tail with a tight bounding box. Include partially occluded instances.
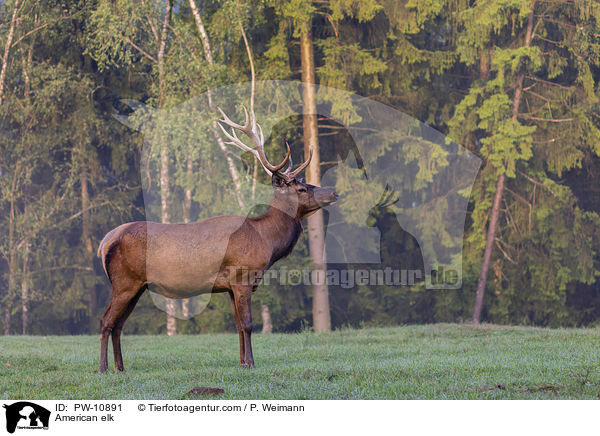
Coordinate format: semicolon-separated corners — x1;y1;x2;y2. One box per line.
97;223;134;279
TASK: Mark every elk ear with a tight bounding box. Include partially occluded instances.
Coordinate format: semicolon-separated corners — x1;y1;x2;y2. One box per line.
272;172;288;189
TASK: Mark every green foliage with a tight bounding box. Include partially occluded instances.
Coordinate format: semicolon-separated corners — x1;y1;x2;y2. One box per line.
2;0;600;335
447;0;600;327
86;0;158;70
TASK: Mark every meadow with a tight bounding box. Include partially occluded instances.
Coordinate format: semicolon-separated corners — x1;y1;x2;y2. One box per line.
1;324;599;400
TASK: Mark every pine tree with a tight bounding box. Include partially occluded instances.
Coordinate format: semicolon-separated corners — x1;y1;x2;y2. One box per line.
449;0;600;324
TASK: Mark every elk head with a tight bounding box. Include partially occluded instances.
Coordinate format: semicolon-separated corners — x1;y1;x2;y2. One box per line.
218;107;339;220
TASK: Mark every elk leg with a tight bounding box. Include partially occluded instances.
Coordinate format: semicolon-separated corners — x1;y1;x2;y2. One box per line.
232;286;254;368
99;303;113;373
99;279;144;373
111;286;146;372
228;291;245;365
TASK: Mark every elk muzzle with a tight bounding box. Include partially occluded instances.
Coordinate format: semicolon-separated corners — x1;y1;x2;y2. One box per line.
314;187;339;207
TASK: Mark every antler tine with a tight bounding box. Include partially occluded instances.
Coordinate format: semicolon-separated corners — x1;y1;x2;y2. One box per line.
217;105;290;174
257;140;290;173
288;148;313;178
385;190;395;205
279;142;295;181
376;184;390;206
243;106;251;131
256;123;264;147
249;105;256;133
217;121;254;154
217;106;250;132
283;142;293;172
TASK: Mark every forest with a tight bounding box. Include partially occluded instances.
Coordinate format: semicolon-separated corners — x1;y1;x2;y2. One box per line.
1;0;600;336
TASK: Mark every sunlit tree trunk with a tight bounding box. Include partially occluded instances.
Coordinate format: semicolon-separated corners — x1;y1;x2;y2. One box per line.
236;14;276;332
5;252;15;335
0;0;21;101
189;0;245;211
261;305;272;334
156;0;177;335
161;145;177;334
301;26;331;332
4;161;20;335
181;147;193;319
81;171;97;333
21;241;29;335
19;36;34;336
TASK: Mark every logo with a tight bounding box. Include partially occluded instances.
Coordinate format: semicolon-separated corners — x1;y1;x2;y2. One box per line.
2;402;50;433
116;80;481;319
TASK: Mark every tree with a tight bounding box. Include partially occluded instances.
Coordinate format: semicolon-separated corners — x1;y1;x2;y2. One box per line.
88;0;183;334
471;2;536;324
450;0;600;324
268;0;386;332
300;14;332;332
2;0;600;335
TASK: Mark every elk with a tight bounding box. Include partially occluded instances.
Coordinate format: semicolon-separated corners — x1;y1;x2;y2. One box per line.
97;106;338;372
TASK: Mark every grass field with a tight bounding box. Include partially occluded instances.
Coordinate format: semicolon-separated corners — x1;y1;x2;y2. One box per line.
1;324;599;399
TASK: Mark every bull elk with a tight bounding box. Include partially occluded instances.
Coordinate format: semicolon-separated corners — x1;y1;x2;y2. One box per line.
97;106;338;372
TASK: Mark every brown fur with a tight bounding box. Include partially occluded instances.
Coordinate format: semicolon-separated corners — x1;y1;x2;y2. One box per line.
97;177;337;372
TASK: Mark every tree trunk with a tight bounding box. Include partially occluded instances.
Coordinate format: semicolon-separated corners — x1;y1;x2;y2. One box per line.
0;0;20;101
161;144;177;335
472;6;535;324
81;171;97;333
4;165;18;335
189;0;245;210
181;148;193;319
157;0;177;335
472;174;505;323
21;241;29;335
261;305;272;334
236;13;277;329
4;251;15;335
301;27;331;333
1;1;26;335
183;151;193;224
19;42;34;336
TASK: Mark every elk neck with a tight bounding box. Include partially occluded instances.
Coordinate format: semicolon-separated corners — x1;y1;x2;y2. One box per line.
249;191;303;264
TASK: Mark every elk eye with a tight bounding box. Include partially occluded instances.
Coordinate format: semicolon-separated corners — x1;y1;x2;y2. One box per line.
298;188;307;193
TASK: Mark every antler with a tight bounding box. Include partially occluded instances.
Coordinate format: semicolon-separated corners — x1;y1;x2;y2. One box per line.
280;145;312;181
217;106;290;176
217;106;313;180
376;184;400;208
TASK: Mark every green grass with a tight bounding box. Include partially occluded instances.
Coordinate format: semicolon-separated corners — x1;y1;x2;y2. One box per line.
1;324;599;399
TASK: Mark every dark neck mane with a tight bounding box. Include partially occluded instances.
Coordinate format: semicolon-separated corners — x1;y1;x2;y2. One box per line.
249;196;302;265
